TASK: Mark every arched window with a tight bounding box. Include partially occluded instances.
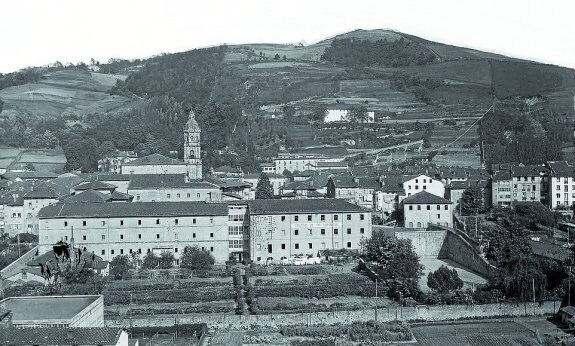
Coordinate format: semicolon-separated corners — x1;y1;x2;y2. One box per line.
190;151;195;158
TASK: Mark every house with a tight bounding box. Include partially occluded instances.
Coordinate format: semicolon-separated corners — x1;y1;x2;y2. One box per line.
207;177;252;200
260;162;276;174
72;181;117;195
292;170;316;182
491;170;513;207
403;191;453;229
313;161;349;174
4;266;44;285
401;174;445;199
374;174;405;218
492;164;549;207
22;184;59;235
280;181;325;199
212;165;243;178
546;161;575;209
326;176;379;209
446;179;491;210
242;173;287;198
97;150;138;174
121;153;189;175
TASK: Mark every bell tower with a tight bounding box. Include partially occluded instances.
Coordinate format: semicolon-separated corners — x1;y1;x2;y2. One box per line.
184;110;202;180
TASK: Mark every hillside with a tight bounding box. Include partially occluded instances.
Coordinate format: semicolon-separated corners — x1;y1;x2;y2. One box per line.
0;29;573;172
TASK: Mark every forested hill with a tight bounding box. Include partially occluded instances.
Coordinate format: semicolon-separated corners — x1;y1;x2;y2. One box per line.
1;29;574;173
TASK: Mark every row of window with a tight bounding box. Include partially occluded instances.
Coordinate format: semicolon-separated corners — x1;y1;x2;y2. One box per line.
62;218;212;228
556;193;575;199
283;214;365;222
166;193;203;199
61;231;215;242
407;185;428;191
408;205;449;211
256;228;365;237
408;222;449;227
228;226;248;235
102;246;214;256
256;241;353;252
555;185;575;191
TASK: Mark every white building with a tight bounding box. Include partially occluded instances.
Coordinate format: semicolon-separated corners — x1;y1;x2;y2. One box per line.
401;174;445;199
547;161;575;209
403;191;453;229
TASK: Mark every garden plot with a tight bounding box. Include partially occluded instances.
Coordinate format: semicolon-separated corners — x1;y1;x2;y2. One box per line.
103;276;236;318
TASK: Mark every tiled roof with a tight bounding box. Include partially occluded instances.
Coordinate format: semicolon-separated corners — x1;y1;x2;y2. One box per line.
548;161;574;177
128;174;217;189
96;174;133;181
60;190;110;203
0;327;122;345
243;173;284;179
213;165;242;173
260;162;274;167
316;161;348;168
330;176;357;188
73;180;117;191
283;181;317;191
380;174;404;193
356;177;380;189
306;174;331;189
23;185;58;199
247;199;365;214
109;190;133;201
294;170;315;177
1;171;59;180
44;174;86;197
492;170;512;181
39;201;228;218
402;191;452;204
207;177;251;189
511;165;548;177
122;153;186;166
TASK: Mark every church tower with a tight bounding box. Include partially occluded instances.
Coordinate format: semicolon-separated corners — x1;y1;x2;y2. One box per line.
184;110;202;180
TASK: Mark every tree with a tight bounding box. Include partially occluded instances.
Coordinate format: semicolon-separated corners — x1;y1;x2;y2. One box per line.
109;255;132;280
158;251;175;269
282;169;292;177
180;246;215;270
255;172;274;199
427;265;463;293
311;108;327;124
274;54;281;60
142;252;159;269
98;141;117;159
361;232;422;281
483;219;531;267
346;105;369;123
460;185;483;215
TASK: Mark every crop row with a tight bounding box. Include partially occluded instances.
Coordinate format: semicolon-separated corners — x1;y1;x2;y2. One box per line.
104;286;236;305
107;279;230;292
280;320;412;342
255;281;378;299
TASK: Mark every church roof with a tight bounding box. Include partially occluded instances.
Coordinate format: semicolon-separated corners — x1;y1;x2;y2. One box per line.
122;153;186;166
186;110;201;132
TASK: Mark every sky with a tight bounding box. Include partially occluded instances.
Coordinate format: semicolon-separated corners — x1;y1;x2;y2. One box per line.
2;0;575;73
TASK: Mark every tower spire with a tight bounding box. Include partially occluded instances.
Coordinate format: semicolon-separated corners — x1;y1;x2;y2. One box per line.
184;110;202;180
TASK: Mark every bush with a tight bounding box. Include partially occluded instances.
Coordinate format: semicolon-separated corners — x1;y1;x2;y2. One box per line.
427;265;463;293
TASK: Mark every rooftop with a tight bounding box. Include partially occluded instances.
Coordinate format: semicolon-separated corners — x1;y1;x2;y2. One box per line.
0;327;122;345
547;161;574;177
23;184;58;199
73;180;117;191
246;199;365;214
60;190;110;203
316;161;348;168
127;174;217;189
122;153;185;166
0;295;100;321
511;165;549;177
402;191;452;205
39;201;228;218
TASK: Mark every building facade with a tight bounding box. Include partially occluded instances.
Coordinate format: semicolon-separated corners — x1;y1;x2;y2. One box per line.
547;161;575;209
403;191;453;228
402;174;445;199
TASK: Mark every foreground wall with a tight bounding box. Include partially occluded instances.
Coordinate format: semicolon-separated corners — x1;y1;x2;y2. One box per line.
106;301;560;330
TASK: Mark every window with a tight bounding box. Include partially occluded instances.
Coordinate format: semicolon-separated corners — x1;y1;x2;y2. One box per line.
120;249;124;254
360;214;364;220
64;221;68;227
417;205;421;210
320;215;325;221
347;228;351;234
193;218;196;224
156;219;160;225
294;229;299;235
437;214;441;219
167;193;171;199
138;220;142;226
415;185;419;190
82;221;86;227
138;234;142;239
347;214;351;220
408;185;411;190
174;233;178;239
334;215;339;221
120;220;124;226
308;243;313;249
347;242;352;248
321;242;326;249
281;244;286;250
294;216;299;221
187;193;191;198
175;219;179;225
268;244;273;253
210;233;214;238
210;247;214;252
175;247;178;253
360;228;365;234
444;205;448;210
83;235;86;240
307;215;312;221
334;229;339;235
64;236;68;241
321;229;326;235
101;235;105;240
334;242;339;248
295;243;299;249
197;193;201;198
193;233;196;238
111;250;115;255
138;249;142;254
281;216;286;221
426;205;430;210
281;230;286;236
101;250;105;255
156;234;160;239
177;193;180;198
120;234;124;240
256;244;261;251
409;205;413;210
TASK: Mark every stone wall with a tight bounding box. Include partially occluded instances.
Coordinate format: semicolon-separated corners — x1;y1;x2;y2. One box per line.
106;301;560;330
395;230;447;257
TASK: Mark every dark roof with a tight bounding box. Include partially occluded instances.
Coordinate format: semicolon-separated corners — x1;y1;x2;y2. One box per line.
44;174;86;197
243;173;284;179
60;190;110;203
329;176;357;188
316;161;348;168
0;327;122;345
207;177;251;189
291;146;348;157
283;181;317;191
23;185;58;199
128;174;217;189
402;191;452;204
122;153;185;166
213;165;242;173
2;171;58;180
306;174;331;189
294;170;315;177
380;174;405;193
356;177;380;189
96;174;133;181
39;201;228;218
73;180;117;191
27;248;104;267
511;165;548;177
548;161;574;177
492;170;512;182
109;190;133;201
247;199;365;214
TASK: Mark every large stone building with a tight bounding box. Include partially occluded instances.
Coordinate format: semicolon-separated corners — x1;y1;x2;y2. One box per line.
403;191;453;229
546;161;575;209
491;164;549;207
38;199;370;265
